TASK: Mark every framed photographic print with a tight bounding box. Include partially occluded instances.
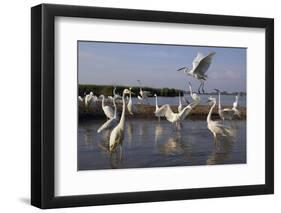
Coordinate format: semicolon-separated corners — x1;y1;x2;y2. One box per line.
31;3;274;209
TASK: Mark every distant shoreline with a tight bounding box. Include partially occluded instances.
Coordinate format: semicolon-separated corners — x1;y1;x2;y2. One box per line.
79;84;246;97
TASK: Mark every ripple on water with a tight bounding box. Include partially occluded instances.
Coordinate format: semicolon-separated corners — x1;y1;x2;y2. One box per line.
78;119;246;170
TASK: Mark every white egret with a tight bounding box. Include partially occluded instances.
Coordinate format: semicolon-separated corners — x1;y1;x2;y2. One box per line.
137;95;143;102
189;82;201;102
100;95;114;119
113;87;122;99
153;94;167;121
215;89;240;121
109;89;132;152
161;102;197;129
84;91;93;108
127;88;135;115
97;97;118;133
178;92;183;112
78;96;84;107
80;91;98;111
232;93;241;117
78;96;83;102
206;97;234;143
178;52;216;94
137;80;151;104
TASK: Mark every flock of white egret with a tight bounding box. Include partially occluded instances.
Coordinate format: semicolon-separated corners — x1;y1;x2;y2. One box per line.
78;52;242;152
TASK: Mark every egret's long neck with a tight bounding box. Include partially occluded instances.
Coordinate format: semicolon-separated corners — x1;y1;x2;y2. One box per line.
119;93;126;129
234;95;239;108
113;99;117;118
218;92;221;110
179;93;182;105
113;88;116;96
101;96;105;108
155;95;158;108
189;85;193;97
207;101;216;123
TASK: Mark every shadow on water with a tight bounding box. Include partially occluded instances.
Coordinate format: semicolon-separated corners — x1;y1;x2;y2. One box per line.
78;119;246;170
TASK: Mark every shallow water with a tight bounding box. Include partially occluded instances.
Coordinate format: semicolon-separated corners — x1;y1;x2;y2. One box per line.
131;94;246;107
78;119;246;170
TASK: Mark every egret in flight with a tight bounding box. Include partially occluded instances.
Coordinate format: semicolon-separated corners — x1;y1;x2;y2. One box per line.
206;96;234;144
215;89;240;121
100;95;114;119
109;89;132;152
177;52;216;94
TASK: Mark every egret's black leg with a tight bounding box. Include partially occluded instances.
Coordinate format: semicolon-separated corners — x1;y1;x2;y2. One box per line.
198;82;202;94
202;82;205;94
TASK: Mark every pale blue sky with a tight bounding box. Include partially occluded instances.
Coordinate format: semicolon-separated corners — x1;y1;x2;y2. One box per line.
78;41;246;92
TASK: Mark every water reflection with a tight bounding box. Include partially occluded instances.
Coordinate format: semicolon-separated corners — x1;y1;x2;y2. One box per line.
206;121;238;165
97;133;124;169
83;127;93;145
127;122;134;147
158;131;192;159
78;119;246;170
109;148;123;169
207;135;235;165
154;122;164;146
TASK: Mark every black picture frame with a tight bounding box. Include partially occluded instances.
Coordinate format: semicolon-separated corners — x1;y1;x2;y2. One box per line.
31;3;274;209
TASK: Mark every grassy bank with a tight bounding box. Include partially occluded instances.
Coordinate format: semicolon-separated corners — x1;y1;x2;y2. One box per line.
79;102;246;121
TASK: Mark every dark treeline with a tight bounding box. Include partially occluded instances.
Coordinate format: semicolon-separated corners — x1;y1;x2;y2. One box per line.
79;84;184;97
79;84;246;97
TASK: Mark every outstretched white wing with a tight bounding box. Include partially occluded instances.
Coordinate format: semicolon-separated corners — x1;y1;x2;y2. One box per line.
192;52;205;69
162;104;176;122
155;104;168;117
97;118;117;133
103;106;114;119
193;52;215;75
178;105;192;120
